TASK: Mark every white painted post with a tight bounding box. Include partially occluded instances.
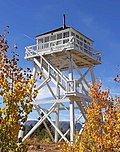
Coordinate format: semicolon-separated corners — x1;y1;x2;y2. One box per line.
89;67;95;85
68;54;75;143
55;75;60;143
32;64;37;78
70;100;75;143
55;104;60;142
18;122;24;141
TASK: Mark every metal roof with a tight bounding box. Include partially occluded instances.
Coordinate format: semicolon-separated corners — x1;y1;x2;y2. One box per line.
35;26;93;42
35;26;70;37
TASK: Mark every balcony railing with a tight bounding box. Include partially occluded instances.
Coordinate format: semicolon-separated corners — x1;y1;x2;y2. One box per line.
25;36;101;62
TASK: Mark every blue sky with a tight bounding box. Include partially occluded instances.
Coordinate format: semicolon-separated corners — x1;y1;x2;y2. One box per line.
0;0;120;119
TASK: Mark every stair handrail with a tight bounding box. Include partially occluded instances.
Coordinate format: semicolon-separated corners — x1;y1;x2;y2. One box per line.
38;53;68;82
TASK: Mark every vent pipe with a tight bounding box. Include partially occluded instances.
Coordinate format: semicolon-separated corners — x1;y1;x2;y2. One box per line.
63;14;66;29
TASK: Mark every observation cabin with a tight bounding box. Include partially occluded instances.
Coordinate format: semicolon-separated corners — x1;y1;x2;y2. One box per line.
23;16;101;144
25;24;101;70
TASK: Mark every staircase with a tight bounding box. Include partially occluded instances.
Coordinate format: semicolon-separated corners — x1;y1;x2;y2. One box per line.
25;48;80;95
33;54;69;93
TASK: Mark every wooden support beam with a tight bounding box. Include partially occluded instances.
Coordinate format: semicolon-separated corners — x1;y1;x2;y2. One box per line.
89;66;95;85
34;105;54;142
59;106;79;111
77;68;89;83
30;98;70;105
22;102;58;142
55;75;60;142
68;54;75;143
59;129;70;142
72;59;89;88
76;101;86;121
39;105;69;143
72;54;92;66
36;78;50;91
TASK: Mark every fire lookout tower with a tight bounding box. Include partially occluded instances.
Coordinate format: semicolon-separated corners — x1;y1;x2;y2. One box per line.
23;17;101;143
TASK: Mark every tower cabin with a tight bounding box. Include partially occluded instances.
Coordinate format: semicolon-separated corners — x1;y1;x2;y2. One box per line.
25;26;101;71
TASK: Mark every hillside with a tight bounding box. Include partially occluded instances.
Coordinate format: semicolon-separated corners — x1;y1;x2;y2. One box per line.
25;120;82;132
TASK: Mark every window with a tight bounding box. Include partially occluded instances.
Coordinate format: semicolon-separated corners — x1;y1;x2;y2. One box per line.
44;43;49;48
57;33;62;39
63;32;69;38
50;35;56;41
80;37;83;41
44;36;49;42
76;39;80;44
38;38;43;43
80;41;83;46
71;32;75;36
88;42;90;45
84;44;88;49
76;34;79;39
80;46;83;51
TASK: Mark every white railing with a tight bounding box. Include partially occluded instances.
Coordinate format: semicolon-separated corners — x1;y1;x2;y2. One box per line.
37;54;82;94
25;36;101;62
39;54;68;91
25;36;73;56
73;37;101;62
66;80;82;94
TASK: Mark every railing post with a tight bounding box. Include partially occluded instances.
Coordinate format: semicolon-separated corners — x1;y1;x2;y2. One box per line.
48;64;50;77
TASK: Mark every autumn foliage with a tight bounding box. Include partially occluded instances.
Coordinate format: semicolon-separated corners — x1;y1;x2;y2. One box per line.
0;29;37;151
61;83;120;152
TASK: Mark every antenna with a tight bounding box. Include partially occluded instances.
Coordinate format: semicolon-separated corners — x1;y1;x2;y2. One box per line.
63;14;66;29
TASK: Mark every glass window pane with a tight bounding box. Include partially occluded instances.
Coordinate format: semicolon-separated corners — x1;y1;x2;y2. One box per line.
44;43;49;48
44;37;49;42
63;32;69;38
76;39;80;44
71;32;75;36
80;37;83;41
38;38;43;43
50;35;56;41
80;41;83;46
76;34;79;39
57;33;62;39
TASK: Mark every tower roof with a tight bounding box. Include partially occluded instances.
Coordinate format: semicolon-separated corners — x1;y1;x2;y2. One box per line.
35;26;70;37
35;26;93;42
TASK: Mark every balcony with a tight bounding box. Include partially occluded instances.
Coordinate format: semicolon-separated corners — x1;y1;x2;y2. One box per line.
25;36;101;63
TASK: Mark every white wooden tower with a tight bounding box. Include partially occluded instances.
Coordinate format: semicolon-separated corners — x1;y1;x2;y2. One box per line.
22;16;101;143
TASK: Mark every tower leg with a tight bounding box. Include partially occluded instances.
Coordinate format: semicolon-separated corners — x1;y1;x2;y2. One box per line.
55;104;59;142
55;76;60;143
18;122;24;141
68;54;75;143
90;66;95;85
70;100;75;143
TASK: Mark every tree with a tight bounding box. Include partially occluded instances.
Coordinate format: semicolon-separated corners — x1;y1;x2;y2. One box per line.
0;28;38;151
61;83;120;152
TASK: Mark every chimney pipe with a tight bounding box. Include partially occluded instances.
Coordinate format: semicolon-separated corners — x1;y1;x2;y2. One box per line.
63;14;66;29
